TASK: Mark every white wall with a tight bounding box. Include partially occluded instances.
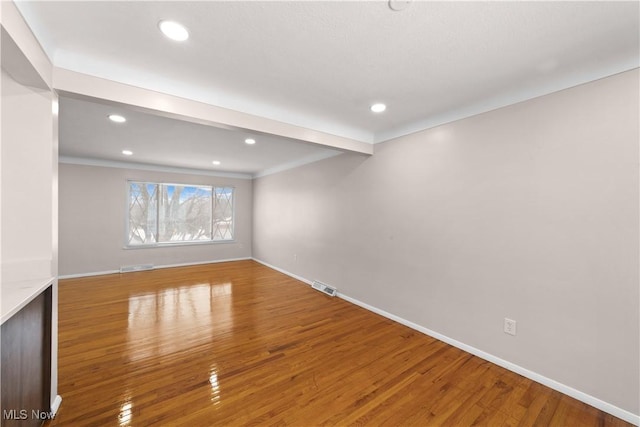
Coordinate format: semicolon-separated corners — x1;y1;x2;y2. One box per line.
1;6;59;407
253;70;640;417
58;163;252;276
1;68;53;281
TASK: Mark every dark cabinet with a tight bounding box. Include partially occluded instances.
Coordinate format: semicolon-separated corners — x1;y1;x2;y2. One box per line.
1;287;52;427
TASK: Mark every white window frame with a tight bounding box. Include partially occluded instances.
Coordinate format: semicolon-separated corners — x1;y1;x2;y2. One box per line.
125;180;235;249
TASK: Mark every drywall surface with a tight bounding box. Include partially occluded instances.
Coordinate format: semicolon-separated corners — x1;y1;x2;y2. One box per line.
1;68;53;281
253;70;639;415
59;164;252;276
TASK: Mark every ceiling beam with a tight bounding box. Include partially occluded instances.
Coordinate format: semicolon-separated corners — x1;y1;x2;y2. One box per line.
53;68;374;156
1;1;52;89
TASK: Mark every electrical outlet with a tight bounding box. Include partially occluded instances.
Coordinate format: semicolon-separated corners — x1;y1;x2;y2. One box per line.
504;318;517;336
293;254;298;262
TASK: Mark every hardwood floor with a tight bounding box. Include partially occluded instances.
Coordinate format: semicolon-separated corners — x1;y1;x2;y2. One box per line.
49;260;630;426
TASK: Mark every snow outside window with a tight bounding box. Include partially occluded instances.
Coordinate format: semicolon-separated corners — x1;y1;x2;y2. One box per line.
127;181;234;246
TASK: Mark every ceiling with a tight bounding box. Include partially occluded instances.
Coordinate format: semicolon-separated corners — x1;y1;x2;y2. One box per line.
14;1;640;176
58;96;340;177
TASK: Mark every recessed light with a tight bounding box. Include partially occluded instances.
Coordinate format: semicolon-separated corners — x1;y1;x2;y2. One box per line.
212;160;221;166
159;20;189;41
370;103;387;113
245;138;256;145
389;0;412;11
109;114;126;123
122;150;133;156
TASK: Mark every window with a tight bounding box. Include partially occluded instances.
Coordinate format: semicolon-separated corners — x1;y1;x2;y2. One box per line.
127;181;234;246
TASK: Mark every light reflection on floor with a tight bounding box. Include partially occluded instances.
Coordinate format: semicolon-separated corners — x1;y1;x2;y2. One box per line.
209;365;222;406
118;395;133;426
127;282;233;361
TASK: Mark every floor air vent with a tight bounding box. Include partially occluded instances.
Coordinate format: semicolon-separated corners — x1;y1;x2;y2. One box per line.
312;280;337;297
120;264;154;273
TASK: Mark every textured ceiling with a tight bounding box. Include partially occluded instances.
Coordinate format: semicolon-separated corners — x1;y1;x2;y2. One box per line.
15;1;640;173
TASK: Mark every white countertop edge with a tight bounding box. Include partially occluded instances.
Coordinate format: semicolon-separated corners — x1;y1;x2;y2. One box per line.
1;276;55;324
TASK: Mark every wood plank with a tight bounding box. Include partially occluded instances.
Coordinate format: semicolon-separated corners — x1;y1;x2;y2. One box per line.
46;261;633;426
2;289;52;427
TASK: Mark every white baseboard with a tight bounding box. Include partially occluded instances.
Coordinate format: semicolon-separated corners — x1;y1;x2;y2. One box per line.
155;257;251;270
59;257;252;280
51;394;62;415
252;258;313;285
59;270;120;279
251;258;640;426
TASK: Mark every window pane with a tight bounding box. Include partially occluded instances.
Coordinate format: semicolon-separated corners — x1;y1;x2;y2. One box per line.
213;187;234;241
128;183;157;245
158;184;212;243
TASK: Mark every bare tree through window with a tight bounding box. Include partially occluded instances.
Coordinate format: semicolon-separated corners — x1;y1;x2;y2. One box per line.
128;183;157;245
128;181;233;246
